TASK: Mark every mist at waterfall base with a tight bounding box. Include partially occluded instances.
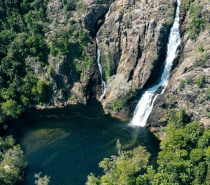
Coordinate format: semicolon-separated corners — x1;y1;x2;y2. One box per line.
8;101;159;185
131;0;181;127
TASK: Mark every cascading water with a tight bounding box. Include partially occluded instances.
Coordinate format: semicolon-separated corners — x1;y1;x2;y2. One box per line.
131;0;181;126
96;3;113;101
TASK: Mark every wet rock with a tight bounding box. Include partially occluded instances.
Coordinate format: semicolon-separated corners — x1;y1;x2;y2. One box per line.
151;0;210;126
96;0;176;119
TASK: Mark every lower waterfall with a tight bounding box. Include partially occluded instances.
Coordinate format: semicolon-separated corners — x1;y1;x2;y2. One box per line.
131;0;181;126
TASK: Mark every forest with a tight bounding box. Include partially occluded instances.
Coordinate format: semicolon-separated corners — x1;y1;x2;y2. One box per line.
0;0;210;184
86;110;210;185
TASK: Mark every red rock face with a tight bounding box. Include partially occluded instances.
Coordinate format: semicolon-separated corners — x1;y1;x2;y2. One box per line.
96;0;176;120
33;0;210;126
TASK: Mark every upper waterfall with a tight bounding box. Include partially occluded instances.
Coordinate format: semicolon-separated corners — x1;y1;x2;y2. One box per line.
96;3;113;101
131;0;181;126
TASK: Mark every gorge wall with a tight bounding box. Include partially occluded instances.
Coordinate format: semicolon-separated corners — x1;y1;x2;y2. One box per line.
148;0;210;127
1;0;209;126
97;0;176;120
34;0;177;119
33;0;210;126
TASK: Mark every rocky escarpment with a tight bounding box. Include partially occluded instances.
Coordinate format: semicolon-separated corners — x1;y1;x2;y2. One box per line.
96;0;176;120
148;0;210;127
28;0;210;127
31;0;114;108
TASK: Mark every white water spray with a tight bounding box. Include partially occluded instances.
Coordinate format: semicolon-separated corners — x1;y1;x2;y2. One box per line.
131;0;181;126
96;3;113;101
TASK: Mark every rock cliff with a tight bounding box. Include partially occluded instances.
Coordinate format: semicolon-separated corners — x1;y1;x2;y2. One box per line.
30;0;210;127
148;0;210;127
97;0;176;119
33;0;113;107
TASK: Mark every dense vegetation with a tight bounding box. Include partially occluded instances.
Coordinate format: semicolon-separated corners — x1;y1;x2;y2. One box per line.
87;110;210;185
181;0;206;40
86;144;150;185
0;0;52;123
0;136;26;185
0;0;209;184
0;0;91;124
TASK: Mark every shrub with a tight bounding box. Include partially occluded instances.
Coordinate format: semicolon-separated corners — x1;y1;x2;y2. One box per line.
37;80;52;103
206;112;210;118
1;99;22;119
185;77;193;85
205;88;210;100
179;80;185;90
0;136;27;185
196;75;205;88
110;100;126;112
188;4;205;40
198;45;204;52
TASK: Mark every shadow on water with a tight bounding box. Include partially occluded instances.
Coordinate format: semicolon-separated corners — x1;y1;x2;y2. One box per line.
7;100;159;185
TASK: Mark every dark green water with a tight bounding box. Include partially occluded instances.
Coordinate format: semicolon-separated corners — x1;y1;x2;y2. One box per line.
8;101;159;185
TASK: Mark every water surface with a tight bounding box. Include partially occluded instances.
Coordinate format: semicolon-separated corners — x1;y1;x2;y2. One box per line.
8;101;159;185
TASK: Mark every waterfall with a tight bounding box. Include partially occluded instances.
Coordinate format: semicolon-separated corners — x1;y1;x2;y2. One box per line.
96;3;113;101
96;38;107;101
131;0;181;126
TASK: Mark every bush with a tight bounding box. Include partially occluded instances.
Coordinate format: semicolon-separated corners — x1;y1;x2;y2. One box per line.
185;77;193;85
0;0;50;123
179;80;185;91
205;88;210;100
34;173;50;185
196;75;205;88
206;112;210;118
86;145;150;185
37;80;52;103
181;0;194;10
198;45;204;52
188;4;205;40
110;100;126;112
0;136;27;185
1;99;22;119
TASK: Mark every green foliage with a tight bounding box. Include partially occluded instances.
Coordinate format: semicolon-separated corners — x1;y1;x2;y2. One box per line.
0;136;27;185
37;80;52;103
88;114;210;185
86;145;150;185
72;56;94;75
205;87;210;100
168;109;189;127
181;0;194;10
140;120;209;185
34;172;50;185
190;148;203;163
0;0;94;124
63;0;77;11
86;173;99;185
110;100;127;112
207;112;210;119
179;78;194;91
198;44;204;52
101;54;115;78
188;3;205;40
185;121;204;146
1;99;22;119
185;77;193;85
50;30;70;56
0;0;50;123
179;80;185;91
196;74;205;88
